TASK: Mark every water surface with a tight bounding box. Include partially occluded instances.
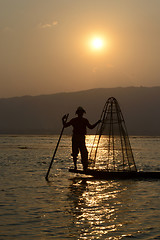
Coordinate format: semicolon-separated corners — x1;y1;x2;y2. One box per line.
0;135;160;239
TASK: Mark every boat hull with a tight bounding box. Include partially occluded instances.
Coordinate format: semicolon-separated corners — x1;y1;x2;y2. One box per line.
69;169;160;180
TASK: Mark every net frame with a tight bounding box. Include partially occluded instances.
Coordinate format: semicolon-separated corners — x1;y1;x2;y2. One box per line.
89;97;137;172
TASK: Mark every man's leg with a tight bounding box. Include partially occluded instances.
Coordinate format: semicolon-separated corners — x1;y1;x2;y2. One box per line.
79;136;88;171
72;136;79;169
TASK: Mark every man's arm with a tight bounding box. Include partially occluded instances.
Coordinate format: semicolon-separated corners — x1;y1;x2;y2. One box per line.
62;115;72;127
86;119;101;129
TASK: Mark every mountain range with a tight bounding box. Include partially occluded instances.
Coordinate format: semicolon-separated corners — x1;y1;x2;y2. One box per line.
0;87;160;135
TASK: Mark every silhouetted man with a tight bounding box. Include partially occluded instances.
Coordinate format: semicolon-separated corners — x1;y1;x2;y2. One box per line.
62;106;100;171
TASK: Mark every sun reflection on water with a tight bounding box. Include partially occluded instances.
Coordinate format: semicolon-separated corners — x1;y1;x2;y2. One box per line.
68;178;131;239
86;135;136;171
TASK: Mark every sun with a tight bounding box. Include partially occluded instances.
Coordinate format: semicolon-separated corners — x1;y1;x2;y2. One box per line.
87;35;107;52
91;38;103;50
84;33;109;54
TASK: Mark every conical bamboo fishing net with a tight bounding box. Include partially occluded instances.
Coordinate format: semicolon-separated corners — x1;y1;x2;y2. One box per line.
89;97;137;172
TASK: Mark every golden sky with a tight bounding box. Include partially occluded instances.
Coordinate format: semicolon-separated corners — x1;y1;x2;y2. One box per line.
0;0;160;97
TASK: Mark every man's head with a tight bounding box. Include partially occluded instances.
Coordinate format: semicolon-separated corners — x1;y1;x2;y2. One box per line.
75;106;86;116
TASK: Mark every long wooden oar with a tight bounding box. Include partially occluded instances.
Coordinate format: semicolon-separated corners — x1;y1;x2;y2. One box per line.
45;114;69;181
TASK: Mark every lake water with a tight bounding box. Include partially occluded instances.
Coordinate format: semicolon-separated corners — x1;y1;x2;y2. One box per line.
0;135;160;239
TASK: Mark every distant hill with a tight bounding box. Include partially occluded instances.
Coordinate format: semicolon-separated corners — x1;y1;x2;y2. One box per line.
0;87;160;135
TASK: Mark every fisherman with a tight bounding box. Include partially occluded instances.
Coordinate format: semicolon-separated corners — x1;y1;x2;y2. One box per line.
62;106;100;171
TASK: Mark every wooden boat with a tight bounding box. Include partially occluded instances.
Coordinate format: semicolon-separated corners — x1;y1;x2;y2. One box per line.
69;98;160;181
69;168;160;180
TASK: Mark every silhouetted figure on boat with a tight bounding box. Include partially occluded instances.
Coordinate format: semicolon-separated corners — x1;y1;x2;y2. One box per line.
62;107;100;171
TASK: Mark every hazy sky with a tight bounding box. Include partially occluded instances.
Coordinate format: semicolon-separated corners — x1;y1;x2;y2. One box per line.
0;0;160;98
